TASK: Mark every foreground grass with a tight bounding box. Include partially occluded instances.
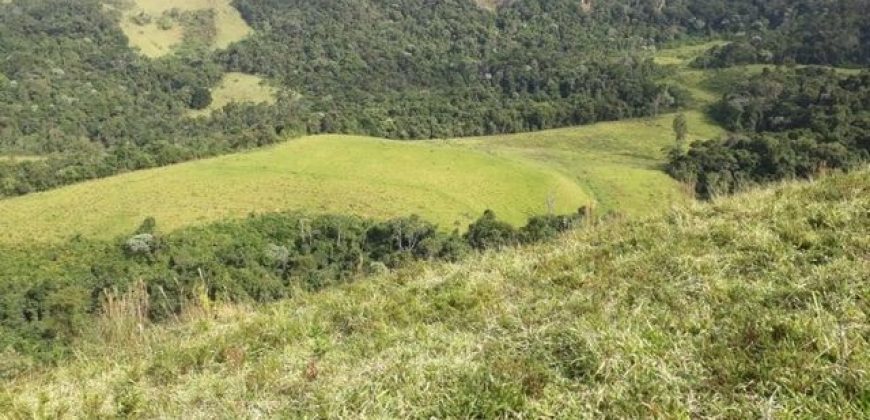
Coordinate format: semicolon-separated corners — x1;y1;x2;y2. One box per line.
3;170;867;417
0;135;592;244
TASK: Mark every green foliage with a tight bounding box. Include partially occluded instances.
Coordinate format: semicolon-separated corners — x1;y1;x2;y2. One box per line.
0;0;300;197
465;210;519;250
691;0;870;69
0;208;579;359
672;112;688;149
668;68;870;197
188;87;213;110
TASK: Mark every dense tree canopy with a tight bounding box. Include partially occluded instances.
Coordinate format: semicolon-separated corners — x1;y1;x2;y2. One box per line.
6;0;865;196
692;0;870;68
0;208;584;360
668;68;870;197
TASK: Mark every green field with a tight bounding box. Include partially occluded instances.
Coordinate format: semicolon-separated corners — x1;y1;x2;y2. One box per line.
0;109;724;246
453;110;723;215
4;171;866;417
0;135;593;244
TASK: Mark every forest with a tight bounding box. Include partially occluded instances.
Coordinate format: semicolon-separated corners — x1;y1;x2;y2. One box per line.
667;68;870;197
2;0;868;197
692;0;870;68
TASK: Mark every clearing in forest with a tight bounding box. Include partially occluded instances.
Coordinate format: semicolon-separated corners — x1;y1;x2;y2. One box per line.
189;72;279;117
111;0;252;57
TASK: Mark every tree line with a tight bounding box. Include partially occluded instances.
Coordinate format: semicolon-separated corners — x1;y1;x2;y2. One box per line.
0;207;591;362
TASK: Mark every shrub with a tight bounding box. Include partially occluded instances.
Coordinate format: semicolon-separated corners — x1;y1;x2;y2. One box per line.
466;210;518;250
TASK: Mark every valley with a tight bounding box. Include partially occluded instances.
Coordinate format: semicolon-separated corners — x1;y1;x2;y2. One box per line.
1;2;867;417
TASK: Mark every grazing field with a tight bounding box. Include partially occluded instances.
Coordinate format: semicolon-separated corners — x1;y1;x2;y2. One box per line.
189;72;278;117
456;110;724;215
0;136;592;245
4;171;867;417
0;43;732;245
0;108;724;245
113;0;252;57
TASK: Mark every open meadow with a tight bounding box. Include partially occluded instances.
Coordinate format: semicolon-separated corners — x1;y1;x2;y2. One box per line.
112;0;252;57
0;135;592;244
188;72;279;117
0;111;718;245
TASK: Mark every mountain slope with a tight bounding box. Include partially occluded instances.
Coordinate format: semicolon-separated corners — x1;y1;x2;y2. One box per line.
3;170;867;417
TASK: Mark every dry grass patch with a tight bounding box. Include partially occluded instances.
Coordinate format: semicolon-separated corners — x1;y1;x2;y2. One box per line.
189;72;278;117
113;0;252;57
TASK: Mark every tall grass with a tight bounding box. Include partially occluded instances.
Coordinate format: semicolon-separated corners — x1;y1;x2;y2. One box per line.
1;170;867;418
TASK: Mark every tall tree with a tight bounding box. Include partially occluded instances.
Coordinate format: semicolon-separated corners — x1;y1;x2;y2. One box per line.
673;113;688;150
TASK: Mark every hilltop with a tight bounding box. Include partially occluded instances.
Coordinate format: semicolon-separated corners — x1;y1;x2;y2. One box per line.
2;170;867;417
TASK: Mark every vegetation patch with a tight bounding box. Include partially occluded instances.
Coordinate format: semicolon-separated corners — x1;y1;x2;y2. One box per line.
112;0;252;57
188;72;279;117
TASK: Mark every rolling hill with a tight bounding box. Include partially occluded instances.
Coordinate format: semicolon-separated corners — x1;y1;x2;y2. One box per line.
0;109;724;245
3;170;866;417
0;135;591;245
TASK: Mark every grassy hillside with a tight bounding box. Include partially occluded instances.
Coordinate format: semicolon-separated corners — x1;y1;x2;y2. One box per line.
455;110;723;214
0;135;592;245
0;106;725;246
3;170;866;417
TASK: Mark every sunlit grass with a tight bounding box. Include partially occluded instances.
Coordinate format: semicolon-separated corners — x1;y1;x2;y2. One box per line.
3;170;866;417
188;72;278;117
454;110;725;215
0;106;728;246
115;0;252;57
0;135;593;245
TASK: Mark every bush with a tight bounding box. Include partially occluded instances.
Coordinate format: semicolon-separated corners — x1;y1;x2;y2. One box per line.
125;234;155;256
466;210;518;250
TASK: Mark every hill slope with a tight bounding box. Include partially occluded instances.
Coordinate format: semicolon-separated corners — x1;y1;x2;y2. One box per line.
0;135;592;244
3;170;867;417
0;110;723;245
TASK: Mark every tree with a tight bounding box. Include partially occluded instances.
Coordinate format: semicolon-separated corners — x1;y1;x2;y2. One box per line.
672;113;688;150
189;87;213;110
